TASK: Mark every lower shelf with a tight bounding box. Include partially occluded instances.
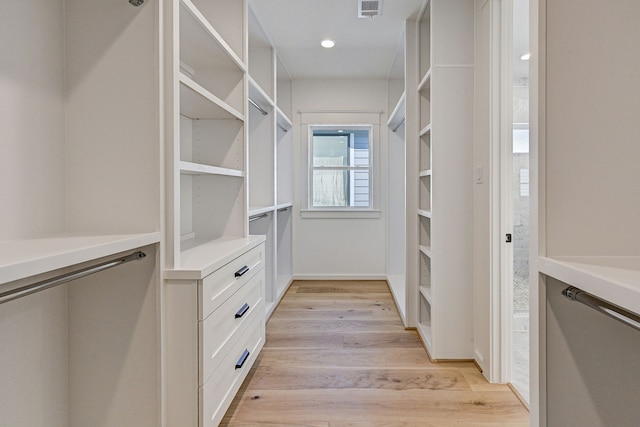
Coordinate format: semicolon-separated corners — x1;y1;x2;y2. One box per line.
416;322;433;355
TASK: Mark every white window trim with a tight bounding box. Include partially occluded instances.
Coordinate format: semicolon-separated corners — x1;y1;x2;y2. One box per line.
305;124;379;215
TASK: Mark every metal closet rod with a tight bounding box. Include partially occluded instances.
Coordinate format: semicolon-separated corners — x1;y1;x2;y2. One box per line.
248;98;269;116
249;213;268;222
562;286;640;332
0;251;147;305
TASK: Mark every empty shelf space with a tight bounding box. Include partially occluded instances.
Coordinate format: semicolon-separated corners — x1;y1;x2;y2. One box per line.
180;161;244;177
420;285;433;304
0;232;160;285
179;74;244;120
419;245;432;258
418;69;432;92
417;209;432;218
179;0;245;73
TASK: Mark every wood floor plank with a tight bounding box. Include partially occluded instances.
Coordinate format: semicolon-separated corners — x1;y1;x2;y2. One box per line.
267;318;403;333
227;389;528;424
221;280;529;426
245;365;472;391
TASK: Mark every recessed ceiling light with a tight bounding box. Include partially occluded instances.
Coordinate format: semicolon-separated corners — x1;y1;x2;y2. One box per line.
520;53;531;61
321;39;335;49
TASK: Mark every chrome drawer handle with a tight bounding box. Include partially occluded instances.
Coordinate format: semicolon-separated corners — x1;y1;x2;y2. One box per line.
235;349;250;370
234;265;249;278
235;303;250;319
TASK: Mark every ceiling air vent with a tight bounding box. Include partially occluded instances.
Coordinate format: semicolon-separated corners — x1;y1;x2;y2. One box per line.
358;0;382;18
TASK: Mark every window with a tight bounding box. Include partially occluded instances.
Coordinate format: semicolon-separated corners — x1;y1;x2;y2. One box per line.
309;126;372;209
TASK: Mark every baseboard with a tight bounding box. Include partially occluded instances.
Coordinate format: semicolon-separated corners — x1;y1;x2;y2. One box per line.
292;274;388;281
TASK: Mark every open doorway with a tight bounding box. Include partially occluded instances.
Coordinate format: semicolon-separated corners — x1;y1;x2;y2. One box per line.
508;0;530;403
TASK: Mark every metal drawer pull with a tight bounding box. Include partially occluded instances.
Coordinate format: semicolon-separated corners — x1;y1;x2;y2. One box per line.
234;265;249;278
235;303;250;318
235;349;250;370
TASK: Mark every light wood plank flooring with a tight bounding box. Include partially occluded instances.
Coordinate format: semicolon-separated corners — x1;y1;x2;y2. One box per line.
221;280;529;426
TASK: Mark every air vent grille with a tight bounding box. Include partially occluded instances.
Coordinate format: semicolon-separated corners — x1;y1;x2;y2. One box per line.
358;0;382;18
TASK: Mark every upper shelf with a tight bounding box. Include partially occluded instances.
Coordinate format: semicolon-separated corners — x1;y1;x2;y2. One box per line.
180;74;244;120
0;232;161;285
418;69;432;93
276;107;293;132
248;76;275;112
539;256;640;317
387;92;406;132
180;0;245;72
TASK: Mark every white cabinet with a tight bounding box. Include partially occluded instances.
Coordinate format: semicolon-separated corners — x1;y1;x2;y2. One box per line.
411;0;475;360
247;7;294;318
166;239;265;427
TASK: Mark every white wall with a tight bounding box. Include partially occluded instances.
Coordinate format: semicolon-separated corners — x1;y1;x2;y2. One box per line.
292;79;388;278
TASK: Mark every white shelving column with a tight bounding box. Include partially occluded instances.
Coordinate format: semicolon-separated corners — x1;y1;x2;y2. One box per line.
247;8;294;318
414;0;475;360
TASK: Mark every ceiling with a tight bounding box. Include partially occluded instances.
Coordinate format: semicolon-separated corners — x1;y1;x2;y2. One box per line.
248;0;424;80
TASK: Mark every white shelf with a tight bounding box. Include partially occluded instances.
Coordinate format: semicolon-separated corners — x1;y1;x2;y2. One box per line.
165;236;265;280
539;256;640;317
249;206;275;217
179;73;244;120
179;0;245;72
419;245;432;258
180;161;244;177
419;285;433;304
387;92;406;130
0;233;161;285
417;209;432;219
276;107;293;132
418;68;432;92
420;123;432;136
248;76;275;112
275;202;293;211
419;169;432;178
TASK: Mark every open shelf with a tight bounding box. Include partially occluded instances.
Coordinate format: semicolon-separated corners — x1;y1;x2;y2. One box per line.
180;161;243;177
0;233;160;286
179;74;244;120
418;69;432;92
387;92;406;132
420;285;433;304
539;256;640;317
420;123;432;136
419;245;432;258
276;107;293;132
417;209;432;218
248;76;275;111
180;0;245;72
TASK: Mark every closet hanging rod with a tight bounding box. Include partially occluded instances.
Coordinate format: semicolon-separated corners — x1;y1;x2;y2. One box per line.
248;98;269;116
249;213;268;222
392;116;406;133
562;286;640;332
277;124;289;132
277;207;290;212
0;251;146;306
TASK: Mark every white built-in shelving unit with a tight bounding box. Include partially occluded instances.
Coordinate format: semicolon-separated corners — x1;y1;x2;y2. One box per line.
0;1;162;425
386;24;409;325
411;0;475;360
247;8;294;318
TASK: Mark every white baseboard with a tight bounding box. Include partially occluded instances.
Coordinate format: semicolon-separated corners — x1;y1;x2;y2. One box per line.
292;274;388;281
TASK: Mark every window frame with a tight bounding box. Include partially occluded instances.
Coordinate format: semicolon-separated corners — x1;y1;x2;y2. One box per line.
307;124;374;210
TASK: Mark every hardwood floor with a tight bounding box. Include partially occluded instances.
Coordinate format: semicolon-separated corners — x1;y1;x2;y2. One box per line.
221;281;529;426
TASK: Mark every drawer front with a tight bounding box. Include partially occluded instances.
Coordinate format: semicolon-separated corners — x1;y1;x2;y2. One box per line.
200;313;265;427
199;244;264;320
199;270;264;385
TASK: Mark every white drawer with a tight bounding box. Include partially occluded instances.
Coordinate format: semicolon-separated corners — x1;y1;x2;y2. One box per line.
200;313;265;427
199;271;264;385
199;244;264;320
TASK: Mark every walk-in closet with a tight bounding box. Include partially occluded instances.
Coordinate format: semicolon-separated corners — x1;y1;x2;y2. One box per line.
2;0;638;425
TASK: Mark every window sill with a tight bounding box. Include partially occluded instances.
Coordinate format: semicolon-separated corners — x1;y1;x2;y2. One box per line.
300;209;381;219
